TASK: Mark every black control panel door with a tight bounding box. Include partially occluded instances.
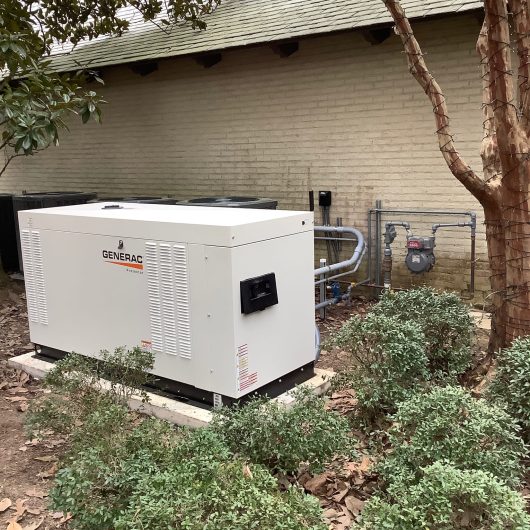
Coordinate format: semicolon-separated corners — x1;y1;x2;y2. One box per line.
240;273;278;315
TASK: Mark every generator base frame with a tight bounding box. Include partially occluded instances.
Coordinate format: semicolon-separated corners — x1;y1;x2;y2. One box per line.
8;351;332;428
38;346;315;408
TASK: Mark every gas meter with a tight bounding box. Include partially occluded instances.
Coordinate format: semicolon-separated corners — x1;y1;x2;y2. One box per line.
405;236;436;273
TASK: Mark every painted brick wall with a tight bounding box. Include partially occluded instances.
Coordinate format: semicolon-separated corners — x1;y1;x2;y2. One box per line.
0;14;490;298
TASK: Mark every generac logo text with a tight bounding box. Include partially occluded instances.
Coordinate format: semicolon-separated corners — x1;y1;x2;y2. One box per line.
102;251;143;270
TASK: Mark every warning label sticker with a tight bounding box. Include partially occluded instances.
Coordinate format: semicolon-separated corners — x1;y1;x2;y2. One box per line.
236;344;258;392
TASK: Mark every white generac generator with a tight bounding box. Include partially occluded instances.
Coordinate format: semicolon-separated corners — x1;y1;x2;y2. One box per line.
19;203;316;405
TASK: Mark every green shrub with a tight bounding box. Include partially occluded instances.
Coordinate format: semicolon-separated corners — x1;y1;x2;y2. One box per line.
30;350;327;530
359;462;530;530
50;415;227;529
330;312;429;421
487;336;530;442
210;387;353;474
379;386;526;488
27;347;154;438
372;287;473;380
52;417;326;530
114;456;326;530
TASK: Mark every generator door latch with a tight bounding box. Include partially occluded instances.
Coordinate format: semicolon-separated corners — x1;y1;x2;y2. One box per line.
240;273;278;315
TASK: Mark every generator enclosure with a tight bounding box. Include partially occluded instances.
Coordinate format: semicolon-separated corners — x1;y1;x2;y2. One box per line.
19;203;315;402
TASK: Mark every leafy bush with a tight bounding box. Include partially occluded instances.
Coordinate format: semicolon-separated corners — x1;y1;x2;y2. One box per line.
487;336;530;442
29;350;327;530
359;462;530;530
379;386;526;488
210;387;353;474
330;312;429;421
27;347;154;438
114;453;326;530
372;288;473;380
52;415;326;530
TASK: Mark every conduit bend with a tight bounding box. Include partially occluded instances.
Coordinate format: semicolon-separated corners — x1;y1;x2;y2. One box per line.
313;226;365;276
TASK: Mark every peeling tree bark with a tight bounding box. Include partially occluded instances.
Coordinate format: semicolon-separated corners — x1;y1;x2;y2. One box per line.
382;0;530;350
487;0;530;344
477;18;506;352
510;0;530;126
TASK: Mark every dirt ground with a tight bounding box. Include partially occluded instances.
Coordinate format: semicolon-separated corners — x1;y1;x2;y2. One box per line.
316;298;374;372
0;278;524;530
0;281;68;530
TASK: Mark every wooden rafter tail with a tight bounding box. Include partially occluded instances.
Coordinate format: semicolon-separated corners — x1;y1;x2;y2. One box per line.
508;0;530;128
381;0;491;205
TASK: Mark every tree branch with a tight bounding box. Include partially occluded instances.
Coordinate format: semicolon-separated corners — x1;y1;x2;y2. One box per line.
508;0;530;127
0;152;24;178
0;134;14;152
484;0;518;136
382;0;491;205
485;0;528;181
477;17;503;197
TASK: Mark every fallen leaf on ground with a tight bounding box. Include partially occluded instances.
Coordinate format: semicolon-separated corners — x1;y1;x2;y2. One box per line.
323;508;340;519
37;463;57;479
13;499;26;519
33;456;56;462
24;488;47;499
358;456;373;473
304;473;330;494
5;396;27;403
7;387;29;395
17;402;28;412
331;481;350;502
7;521;23;530
0;498;12;512
345;495;365;516
26;509;41;516
16;372;30;385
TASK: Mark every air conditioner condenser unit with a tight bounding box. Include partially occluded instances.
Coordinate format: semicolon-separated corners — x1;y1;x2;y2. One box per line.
19;203;316;405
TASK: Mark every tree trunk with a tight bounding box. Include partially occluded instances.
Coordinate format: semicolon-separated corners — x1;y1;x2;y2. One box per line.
483;207;506;351
485;0;530;346
502;178;530;343
383;0;530;351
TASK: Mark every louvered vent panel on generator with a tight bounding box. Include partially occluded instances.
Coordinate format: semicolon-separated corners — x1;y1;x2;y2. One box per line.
145;241;191;358
21;229;48;324
174;244;192;359
32;232;48;324
21;230;37;323
159;243;178;355
145;242;163;353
